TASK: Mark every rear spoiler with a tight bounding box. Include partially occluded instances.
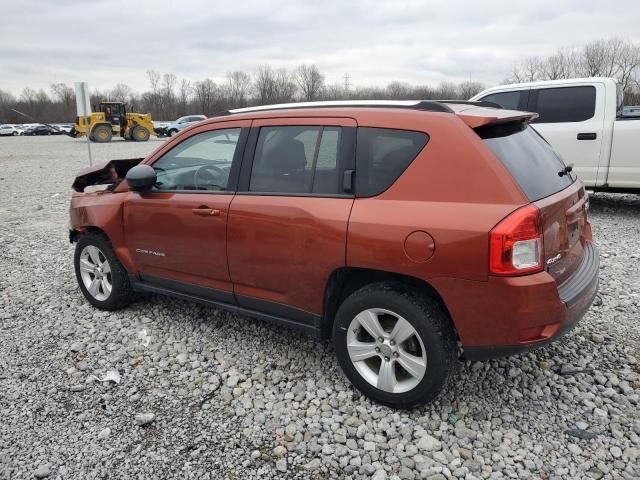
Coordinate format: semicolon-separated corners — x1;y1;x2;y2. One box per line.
443;103;539;129
72;158;143;192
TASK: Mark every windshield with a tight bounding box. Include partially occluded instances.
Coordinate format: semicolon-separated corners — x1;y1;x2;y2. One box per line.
478;121;575;201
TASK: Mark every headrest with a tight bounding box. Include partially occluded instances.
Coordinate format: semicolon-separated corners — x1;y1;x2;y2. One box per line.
262;139;307;173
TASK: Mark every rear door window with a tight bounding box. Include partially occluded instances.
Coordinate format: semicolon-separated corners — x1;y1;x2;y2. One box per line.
356;128;428;197
478;122;574;201
249;126;342;195
479;90;528;110
530;86;596;123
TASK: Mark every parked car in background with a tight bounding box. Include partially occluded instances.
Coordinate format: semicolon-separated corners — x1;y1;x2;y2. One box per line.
162;115;207;137
56;124;74;134
26;125;62;136
471;77;640;192
0;125;21;136
623;106;640;117
69;100;598;408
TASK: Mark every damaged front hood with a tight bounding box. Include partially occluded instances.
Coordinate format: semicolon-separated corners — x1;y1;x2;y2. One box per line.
72;158;143;192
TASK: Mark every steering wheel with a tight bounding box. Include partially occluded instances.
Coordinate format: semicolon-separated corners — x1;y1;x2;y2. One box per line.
194;165;225;190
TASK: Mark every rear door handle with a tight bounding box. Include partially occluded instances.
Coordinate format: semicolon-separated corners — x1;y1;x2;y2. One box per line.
192;207;220;216
577;133;597;140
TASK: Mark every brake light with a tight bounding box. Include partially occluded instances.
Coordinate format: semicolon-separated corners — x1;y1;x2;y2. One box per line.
490;205;543;276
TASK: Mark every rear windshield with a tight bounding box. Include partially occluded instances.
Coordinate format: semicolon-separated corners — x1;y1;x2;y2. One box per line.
478;122;574;201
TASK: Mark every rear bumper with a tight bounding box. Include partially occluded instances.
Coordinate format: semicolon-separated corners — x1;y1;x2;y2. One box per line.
442;242;599;361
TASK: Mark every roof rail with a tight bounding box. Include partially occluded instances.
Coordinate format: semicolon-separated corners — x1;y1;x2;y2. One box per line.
226;100;454;115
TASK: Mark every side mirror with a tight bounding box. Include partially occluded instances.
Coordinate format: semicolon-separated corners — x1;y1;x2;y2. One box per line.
126;165;156;192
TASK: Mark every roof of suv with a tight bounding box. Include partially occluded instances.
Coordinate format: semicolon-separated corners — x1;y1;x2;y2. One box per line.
204;100;538;129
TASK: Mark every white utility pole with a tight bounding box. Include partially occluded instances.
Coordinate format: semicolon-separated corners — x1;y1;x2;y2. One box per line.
74;82;93;166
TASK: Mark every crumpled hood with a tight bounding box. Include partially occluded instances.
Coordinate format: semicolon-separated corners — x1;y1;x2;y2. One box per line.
72;158;143;192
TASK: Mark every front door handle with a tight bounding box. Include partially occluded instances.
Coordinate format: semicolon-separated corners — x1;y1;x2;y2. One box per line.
577;132;597;140
192;207;220;216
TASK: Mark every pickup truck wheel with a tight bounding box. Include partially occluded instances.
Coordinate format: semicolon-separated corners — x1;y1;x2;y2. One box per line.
92;125;112;143
333;282;457;408
132;125;150;142
74;233;134;310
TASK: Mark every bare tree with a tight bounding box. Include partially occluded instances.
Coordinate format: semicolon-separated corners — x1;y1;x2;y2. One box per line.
323;83;345;100
109;83;132;103
294;64;324;101
274;68;296;103
226;71;252;108
193;78;219;115
50;83;74;104
147;69;161;94
616;40;640;92
254;65;277;104
542;52;568;80
582;40;609;77
435;81;459;99
177;79;192;116
386;81;412;99
145;69;162;117
457;80;486;99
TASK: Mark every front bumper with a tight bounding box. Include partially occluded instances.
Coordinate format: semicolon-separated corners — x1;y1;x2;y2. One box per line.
457;242;599;361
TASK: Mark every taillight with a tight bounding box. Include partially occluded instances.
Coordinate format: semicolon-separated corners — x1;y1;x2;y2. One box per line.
490;205;543;276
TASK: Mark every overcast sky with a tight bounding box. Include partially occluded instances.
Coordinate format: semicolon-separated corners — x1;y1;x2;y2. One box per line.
1;0;639;96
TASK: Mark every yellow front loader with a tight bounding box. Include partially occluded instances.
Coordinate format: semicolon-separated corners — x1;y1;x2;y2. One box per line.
71;102;156;143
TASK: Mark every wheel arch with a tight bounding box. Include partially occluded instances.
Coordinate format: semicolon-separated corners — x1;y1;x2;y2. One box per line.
69;225;109;244
321;267;458;341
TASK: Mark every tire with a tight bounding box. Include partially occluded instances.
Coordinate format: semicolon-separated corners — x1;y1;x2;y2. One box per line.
131;125;150;142
333;282;458;408
74;232;135;311
91;125;112;143
12;132;17;136
168;129;177;137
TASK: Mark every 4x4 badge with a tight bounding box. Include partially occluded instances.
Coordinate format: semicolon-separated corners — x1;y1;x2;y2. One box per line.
546;253;562;266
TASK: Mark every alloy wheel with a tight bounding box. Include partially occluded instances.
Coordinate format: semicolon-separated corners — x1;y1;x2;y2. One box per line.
78;245;112;301
346;308;427;394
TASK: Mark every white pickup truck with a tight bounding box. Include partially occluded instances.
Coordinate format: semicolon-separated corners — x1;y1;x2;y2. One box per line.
471;77;640;192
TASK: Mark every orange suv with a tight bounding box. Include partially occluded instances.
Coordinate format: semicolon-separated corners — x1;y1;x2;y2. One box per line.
69;100;599;408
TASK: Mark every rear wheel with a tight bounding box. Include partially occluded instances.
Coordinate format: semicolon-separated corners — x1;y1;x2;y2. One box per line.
131;125;150;142
74;233;135;310
333;282;458;408
91;125;112;143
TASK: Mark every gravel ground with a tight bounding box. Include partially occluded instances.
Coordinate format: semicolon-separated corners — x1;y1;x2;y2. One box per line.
0;136;638;480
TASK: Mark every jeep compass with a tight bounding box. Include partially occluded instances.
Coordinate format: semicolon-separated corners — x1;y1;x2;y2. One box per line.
69;100;599;408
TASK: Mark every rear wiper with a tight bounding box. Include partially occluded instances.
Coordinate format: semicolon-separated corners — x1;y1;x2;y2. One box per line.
558;164;574;177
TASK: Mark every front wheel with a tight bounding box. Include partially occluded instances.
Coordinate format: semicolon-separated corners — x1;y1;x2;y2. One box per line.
333;282;458;408
74;233;135;310
91;125;112;143
131;125;150;141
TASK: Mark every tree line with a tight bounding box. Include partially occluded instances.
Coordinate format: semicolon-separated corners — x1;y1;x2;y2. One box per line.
508;37;640;103
1;36;639;124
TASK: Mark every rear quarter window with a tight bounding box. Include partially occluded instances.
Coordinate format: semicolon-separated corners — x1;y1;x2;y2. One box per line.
531;86;596;123
478;122;574;201
356;127;428;197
